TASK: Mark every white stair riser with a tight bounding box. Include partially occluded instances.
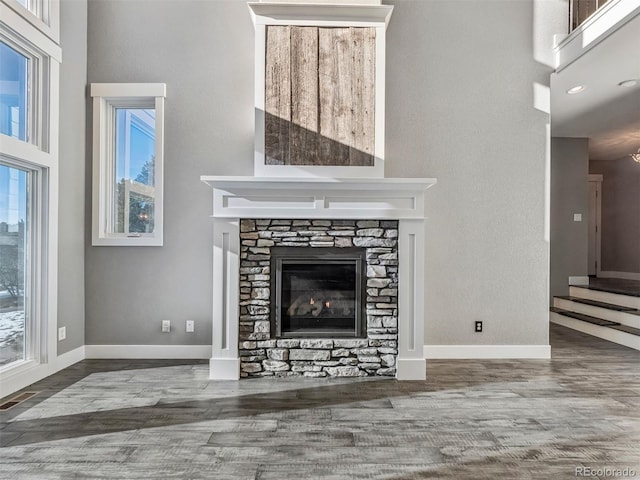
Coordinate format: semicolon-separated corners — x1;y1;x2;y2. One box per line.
550;312;640;351
569;286;640;310
553;298;640;329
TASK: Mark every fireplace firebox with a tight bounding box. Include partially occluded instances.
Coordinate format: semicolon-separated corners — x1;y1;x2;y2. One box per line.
271;247;366;338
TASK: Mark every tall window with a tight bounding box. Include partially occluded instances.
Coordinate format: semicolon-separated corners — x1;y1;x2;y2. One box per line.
91;84;165;246
1;0;59;384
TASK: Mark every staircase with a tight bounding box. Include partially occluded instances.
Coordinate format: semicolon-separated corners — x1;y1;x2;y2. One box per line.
550;284;640;351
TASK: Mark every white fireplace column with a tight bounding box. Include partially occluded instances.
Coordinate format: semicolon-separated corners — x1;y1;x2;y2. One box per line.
203;176;436;381
397;219;426;380
210;217;241;379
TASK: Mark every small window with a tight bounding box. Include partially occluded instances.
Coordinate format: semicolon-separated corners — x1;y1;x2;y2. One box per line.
91;84;166;246
15;0;41;19
5;0;56;36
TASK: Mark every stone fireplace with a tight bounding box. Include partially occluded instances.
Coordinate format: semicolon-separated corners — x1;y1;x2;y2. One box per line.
239;219;399;377
201;177;435;380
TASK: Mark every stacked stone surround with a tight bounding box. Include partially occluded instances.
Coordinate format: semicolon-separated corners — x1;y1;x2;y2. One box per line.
239;219;399;378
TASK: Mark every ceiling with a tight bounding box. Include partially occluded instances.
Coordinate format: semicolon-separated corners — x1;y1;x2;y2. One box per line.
551;13;640;161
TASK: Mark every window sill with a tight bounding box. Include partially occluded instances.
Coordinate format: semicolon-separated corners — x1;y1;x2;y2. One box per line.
92;235;163;247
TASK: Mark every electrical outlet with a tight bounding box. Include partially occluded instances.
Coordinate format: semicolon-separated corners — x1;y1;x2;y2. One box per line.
475;321;483;333
58;326;66;341
162;320;171;333
186;320;195;333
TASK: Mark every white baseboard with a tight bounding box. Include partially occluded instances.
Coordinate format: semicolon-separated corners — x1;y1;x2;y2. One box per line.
598;271;640;281
57;345;86;368
423;344;551;359
569;276;589;286
0;345;85;399
85;344;212;359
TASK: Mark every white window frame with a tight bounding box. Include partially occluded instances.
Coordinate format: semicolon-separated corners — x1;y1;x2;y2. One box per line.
0;0;60;396
0;25;52;150
90;83;166;247
0;156;46;365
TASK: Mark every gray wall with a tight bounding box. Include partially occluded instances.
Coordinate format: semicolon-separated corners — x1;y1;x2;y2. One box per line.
85;0;554;347
590;158;640;274
57;0;87;355
550;138;589;301
85;0;254;345
386;0;553;345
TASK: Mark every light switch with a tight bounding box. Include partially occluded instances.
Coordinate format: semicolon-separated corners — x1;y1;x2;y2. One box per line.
573;213;582;222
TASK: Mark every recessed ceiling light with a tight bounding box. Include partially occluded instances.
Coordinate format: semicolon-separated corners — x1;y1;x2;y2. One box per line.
567;85;586;95
618;79;638;88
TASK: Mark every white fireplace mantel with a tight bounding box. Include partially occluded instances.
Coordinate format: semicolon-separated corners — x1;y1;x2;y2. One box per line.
201;176;436;220
201;176;436;380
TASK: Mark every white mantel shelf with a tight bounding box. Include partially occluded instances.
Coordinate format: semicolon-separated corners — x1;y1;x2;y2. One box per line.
201;176;436;190
201;176;437;220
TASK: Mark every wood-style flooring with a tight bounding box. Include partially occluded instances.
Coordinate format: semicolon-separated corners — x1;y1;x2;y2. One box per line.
1;324;639;479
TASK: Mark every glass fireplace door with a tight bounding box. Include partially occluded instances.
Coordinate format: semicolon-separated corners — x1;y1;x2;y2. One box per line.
272;248;366;338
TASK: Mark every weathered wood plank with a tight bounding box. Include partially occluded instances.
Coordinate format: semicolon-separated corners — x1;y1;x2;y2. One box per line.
349;27;376;166
265;26;291;165
290;27;319;165
265;26;375;167
318;27;351;166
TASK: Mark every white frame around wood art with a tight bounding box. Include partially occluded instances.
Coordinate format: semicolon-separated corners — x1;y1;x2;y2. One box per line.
248;2;393;178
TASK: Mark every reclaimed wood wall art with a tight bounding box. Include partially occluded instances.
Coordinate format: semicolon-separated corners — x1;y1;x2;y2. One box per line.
265;26;376;166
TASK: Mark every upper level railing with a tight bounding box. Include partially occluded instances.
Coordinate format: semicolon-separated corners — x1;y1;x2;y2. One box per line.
570;0;611;31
